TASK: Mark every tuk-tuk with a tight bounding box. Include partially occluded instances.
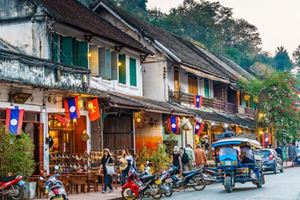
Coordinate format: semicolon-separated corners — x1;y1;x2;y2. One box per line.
212;137;265;193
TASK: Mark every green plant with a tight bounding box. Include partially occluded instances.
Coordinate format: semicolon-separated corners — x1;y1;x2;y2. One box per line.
151;144;171;172
0;127;35;179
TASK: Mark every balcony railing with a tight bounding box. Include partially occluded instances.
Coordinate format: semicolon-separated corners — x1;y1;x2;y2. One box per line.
169;91;238;114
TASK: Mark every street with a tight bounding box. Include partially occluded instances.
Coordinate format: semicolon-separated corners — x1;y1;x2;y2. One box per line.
170;167;300;200
55;167;300;200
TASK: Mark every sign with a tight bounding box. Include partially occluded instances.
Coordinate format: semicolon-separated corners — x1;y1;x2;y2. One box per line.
5;106;24;135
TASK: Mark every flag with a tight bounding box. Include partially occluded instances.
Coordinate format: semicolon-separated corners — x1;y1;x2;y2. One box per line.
194;120;205;136
168;116;179;134
64;96;80;120
54;114;69;127
88;98;100;121
5;107;24;135
194;95;203;108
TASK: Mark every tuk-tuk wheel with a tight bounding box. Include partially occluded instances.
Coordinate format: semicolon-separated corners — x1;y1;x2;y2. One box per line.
224;177;233;193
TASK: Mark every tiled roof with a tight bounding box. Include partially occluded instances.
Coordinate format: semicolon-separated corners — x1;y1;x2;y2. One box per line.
37;0;152;54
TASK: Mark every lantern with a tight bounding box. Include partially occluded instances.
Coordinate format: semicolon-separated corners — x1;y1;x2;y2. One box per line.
244;94;251;101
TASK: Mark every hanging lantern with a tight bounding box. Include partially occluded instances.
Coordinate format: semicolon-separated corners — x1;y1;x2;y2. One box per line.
244;94;251;101
253;96;259;103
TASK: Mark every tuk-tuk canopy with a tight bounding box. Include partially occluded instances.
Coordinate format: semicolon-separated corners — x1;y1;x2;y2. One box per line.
212;137;262;149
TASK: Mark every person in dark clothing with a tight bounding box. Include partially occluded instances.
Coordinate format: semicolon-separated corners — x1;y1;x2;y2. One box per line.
120;148;134;185
172;146;182;175
99;148;114;193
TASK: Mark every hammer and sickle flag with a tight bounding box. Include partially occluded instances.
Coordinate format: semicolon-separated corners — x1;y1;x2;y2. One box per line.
88;98;100;121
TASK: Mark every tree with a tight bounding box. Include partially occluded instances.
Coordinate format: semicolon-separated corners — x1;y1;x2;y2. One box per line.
293;45;300;67
274;46;293;71
239;72;300;144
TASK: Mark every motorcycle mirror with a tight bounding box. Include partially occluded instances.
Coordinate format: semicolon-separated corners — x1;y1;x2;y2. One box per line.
39;177;44;181
54;165;59;170
146;161;149;165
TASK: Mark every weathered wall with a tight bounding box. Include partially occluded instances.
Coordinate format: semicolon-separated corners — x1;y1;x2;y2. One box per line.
135;112;163;150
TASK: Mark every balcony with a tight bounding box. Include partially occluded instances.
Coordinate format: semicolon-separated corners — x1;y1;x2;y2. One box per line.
169;91;238;114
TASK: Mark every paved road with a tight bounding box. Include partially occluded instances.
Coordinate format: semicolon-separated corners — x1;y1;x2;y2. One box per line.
169;167;300;200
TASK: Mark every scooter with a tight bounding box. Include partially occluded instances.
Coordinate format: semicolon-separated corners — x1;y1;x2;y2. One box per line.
159;168;173;197
40;166;68;200
170;166;206;191
0;175;25;200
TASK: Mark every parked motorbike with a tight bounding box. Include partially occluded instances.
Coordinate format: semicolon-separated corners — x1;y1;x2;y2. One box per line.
121;169;162;200
201;167;217;185
40;166;68;200
170;166;206;191
0;175;25;200
158;168;173;197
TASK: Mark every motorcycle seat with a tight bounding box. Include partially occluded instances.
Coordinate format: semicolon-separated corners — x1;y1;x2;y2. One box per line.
140;174;156;183
182;170;197;177
0;176;17;182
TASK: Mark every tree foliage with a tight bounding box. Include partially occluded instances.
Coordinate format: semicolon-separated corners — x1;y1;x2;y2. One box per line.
293;45;300;67
0;127;35;179
273;46;293;71
239;72;300;143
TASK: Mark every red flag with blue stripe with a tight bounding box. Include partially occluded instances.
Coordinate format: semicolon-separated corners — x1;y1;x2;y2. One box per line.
5;107;24;135
168;116;179;134
64;96;80;120
194;95;203;108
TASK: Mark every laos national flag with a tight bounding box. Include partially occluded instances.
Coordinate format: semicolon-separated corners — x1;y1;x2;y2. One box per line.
194;121;204;136
64;96;80;120
5;107;24;135
168;116;179;134
194;95;202;108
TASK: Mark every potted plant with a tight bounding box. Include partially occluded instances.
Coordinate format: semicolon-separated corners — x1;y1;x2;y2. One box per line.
0;127;36;199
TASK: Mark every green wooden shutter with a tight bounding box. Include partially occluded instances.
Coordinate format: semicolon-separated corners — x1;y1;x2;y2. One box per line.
78;41;88;68
51;33;60;62
204;78;210;98
129;58;137;86
105;48;111;79
118;54;126;84
61;36;74;66
111;51;118;80
72;39;78;66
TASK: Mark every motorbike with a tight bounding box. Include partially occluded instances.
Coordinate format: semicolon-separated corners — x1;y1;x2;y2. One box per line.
158;168;173;197
40;166;68;200
0;175;25;200
121;169;163;200
201;167;217;185
170;166;206;191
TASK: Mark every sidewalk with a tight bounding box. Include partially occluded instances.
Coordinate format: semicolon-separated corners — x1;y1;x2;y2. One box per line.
38;188;122;200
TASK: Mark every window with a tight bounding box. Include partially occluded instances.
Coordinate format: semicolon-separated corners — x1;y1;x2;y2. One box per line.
118;54;126;84
129;58;137;86
204;78;210;98
188;75;198;95
49;33;88;68
99;48;112;79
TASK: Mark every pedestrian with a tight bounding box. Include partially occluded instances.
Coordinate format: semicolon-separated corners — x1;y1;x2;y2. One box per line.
172;146;183;175
120;148;134;185
99;148;114;193
185;144;195;170
194;145;207;168
180;147;190;172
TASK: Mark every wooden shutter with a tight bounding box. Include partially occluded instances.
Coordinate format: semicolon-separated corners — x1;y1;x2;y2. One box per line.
204;78;210;98
61;36;74;66
99;48;112;79
51;33;60;62
129;58;137;86
118;54;126;84
188;75;198;95
78;41;88;68
174;69;180;92
111;51;118;80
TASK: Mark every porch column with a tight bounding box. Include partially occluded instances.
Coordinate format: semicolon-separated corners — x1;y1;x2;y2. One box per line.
207;122;212;160
41;110;49;175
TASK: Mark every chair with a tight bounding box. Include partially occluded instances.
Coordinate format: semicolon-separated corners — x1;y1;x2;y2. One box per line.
36;178;46;198
60;175;71;195
87;173;98;192
69;175;88;193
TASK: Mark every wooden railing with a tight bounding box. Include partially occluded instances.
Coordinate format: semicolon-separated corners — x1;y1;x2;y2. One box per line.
244;107;255;118
169;91;238;114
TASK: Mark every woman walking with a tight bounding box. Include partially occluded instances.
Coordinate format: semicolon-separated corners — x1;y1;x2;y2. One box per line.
99;148;114;193
120;148;134;185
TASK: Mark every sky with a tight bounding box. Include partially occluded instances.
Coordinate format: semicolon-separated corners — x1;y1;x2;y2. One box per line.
148;0;300;56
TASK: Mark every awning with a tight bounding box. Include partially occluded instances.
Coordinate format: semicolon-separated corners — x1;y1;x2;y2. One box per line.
180;65;230;84
224;115;255;129
191;109;233;123
97;90;193;116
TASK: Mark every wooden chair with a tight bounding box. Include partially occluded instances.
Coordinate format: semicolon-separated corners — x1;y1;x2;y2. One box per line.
87;173;98;192
36;178;46;198
60;175;71;195
69;175;88;193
